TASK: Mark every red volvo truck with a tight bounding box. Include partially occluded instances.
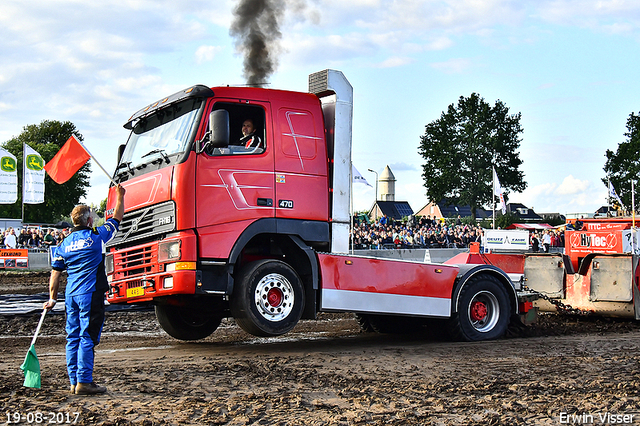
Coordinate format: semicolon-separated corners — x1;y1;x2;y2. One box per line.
104;70;534;341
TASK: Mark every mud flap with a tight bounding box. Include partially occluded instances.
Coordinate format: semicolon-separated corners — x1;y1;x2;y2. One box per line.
517;293;539;326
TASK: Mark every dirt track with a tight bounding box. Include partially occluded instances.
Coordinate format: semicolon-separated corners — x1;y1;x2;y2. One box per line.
2;273;640;425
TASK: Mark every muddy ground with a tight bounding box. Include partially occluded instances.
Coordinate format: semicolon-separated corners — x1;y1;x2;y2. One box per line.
1;272;640;425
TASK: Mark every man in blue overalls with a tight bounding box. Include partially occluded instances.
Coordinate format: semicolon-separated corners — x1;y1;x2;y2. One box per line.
44;184;125;395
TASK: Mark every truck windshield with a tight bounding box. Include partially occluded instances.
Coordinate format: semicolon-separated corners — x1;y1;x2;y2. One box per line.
120;99;202;169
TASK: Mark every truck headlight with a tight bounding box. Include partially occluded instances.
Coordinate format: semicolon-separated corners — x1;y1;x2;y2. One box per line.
105;254;114;274
158;240;181;262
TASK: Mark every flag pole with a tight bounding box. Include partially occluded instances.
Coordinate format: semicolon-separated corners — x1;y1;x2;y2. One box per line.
632;180;635;228
492;167;496;230
350;162;354;255
21;142;25;224
607;177;611;217
31;308;47;347
77;139;117;186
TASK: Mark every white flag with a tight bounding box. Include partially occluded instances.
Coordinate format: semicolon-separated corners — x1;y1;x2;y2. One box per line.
352;165;372;187
608;181;624;207
23;144;45;204
493;167;506;214
0;148;18;204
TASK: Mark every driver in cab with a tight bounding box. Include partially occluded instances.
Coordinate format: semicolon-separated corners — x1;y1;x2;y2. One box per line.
239;119;262;149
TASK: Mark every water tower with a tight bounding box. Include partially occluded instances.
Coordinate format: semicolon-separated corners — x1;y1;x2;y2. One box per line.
379;165;395;202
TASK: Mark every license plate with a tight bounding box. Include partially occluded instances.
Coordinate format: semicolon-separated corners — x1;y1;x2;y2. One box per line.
126;286;144;298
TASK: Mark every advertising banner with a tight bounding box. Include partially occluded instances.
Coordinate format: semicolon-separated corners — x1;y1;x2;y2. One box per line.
483;230;529;252
0;248;29;268
0;148;18;204
566;230;624;257
581;221;630;231
23;144;45;204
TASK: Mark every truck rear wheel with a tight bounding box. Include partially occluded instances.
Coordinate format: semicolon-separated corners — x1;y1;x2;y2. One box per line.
448;274;510;342
231;260;304;337
155;304;222;341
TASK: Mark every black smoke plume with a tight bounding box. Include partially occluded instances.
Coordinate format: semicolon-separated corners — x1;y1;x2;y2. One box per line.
230;0;285;87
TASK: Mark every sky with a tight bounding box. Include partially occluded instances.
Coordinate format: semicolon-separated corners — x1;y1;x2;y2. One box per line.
1;0;639;218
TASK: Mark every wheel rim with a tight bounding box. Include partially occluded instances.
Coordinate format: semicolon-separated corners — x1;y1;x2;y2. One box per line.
470;301;488;322
467;291;499;332
254;273;294;322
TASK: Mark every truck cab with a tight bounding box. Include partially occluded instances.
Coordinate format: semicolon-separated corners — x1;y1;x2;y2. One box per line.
105;71;352;340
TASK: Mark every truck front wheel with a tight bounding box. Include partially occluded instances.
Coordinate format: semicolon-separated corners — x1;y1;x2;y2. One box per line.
448;274;510;342
155;304;222;341
231;260;304;337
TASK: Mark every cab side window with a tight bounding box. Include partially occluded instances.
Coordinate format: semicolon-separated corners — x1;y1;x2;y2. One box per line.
209;103;266;156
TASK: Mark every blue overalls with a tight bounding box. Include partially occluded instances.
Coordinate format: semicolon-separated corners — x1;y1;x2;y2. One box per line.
51;219;119;385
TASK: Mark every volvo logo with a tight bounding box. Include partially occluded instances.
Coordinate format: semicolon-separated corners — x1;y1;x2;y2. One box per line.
121;206;151;241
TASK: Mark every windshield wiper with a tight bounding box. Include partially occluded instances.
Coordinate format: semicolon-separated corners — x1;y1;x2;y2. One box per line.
141;149;170;163
115;161;134;177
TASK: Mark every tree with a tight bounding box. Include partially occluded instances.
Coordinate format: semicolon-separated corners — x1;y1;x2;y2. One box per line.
97;197;107;217
0;120;91;223
495;211;519;229
419;93;527;219
603;111;640;212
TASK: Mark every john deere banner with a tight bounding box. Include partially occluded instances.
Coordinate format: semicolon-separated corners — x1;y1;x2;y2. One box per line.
23;144;45;204
0;148;18;204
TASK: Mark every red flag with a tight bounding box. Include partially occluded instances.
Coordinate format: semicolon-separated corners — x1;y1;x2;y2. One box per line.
44;135;91;184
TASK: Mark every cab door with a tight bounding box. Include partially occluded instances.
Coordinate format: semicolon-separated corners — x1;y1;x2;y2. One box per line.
195;101;274;259
273;106;329;222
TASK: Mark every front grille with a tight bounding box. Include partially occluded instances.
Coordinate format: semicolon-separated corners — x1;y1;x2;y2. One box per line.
108;201;176;247
112;242;159;281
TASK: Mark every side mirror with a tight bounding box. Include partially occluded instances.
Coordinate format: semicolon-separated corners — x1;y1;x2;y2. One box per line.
210;110;230;148
117;144;126;165
199;109;230;154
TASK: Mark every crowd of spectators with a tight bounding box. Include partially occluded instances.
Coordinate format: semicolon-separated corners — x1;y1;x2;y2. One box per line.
351;214;485;250
351;214;566;252
530;229;565;253
0;227;68;250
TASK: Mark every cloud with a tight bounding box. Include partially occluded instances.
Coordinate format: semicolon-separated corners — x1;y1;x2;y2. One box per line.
430;58;473;74
388;162;419;172
278;0;640;66
536;0;640;32
375;56;414;68
195;45;224;64
509;175;607;214
346;0;526;33
0;1;213;134
0;0;226;184
278;1;532;67
555;175;590;195
426;36;455;50
282;33;378;65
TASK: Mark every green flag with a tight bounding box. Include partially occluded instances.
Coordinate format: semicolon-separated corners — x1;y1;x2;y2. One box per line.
21;309;47;389
20;344;41;388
